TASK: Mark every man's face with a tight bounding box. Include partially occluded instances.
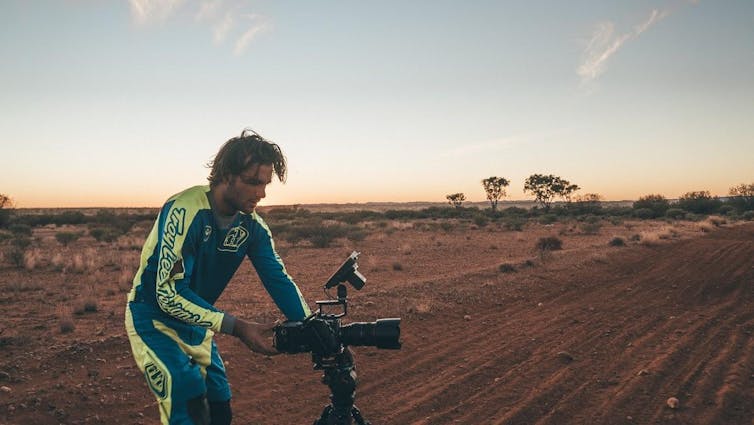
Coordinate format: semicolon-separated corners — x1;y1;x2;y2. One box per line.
224;163;274;214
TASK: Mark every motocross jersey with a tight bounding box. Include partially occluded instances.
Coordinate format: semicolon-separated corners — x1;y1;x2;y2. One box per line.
127;185;310;332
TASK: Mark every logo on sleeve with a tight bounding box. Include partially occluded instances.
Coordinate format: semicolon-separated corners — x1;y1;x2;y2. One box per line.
219;226;248;252
203;225;212;242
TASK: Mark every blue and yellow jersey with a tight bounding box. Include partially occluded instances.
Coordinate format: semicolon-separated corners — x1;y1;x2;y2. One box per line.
127;185;310;332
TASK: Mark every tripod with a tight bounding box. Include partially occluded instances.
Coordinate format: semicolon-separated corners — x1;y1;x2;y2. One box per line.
312;348;371;425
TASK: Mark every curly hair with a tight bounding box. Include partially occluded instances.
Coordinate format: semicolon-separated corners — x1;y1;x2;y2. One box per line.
207;129;287;186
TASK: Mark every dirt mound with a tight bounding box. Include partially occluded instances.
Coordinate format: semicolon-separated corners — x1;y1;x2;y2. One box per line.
1;223;752;424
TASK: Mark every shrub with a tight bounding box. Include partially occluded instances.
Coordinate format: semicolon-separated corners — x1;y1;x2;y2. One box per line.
609;237;625;247
55;231;80;247
308;224;347;248
7;247;25;268
717;205;735;216
503;217;525;231
677;191;722;214
633;208;655;220
536;236;563;251
665;208;686;220
498;263;516;273
8;223;32;236
539;214;558;224
580;222;602;235
472;215;489;227
392;262;403;271
89;227;122;243
633;194;670;218
743;211;754;221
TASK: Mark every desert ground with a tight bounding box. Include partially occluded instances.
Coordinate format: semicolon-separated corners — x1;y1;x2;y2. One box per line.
0;212;752;424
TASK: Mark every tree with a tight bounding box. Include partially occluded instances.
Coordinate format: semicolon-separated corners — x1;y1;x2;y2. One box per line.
677;191;722;214
445;193;466;208
0;193;13;228
523;174;579;209
633;194;670;218
728;183;754;212
481;177;510;212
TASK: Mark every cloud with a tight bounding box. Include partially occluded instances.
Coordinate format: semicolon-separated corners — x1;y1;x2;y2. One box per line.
233;14;272;56
128;0;185;24
128;0;270;55
578;9;668;84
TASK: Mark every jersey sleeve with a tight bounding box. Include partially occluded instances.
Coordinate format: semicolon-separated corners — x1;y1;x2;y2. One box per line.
248;214;311;321
154;200;226;332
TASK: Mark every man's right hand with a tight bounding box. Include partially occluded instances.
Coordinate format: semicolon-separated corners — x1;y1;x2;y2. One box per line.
232;319;279;356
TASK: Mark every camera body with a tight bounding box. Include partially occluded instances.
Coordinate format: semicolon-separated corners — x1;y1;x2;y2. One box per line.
273;251;401;357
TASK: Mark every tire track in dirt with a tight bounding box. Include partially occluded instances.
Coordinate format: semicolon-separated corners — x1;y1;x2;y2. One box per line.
374;224;754;424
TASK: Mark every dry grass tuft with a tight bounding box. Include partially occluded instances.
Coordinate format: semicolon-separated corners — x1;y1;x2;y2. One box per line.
23;249;41;271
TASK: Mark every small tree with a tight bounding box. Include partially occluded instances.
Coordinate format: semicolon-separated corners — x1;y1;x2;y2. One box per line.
481;177;510;212
728;183;754;212
677;191;722;214
633;194;670;218
523;174;578;209
445;193;466;208
0;193;13;228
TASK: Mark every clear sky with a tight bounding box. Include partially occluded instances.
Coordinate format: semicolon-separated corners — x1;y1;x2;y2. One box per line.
1;0;752;208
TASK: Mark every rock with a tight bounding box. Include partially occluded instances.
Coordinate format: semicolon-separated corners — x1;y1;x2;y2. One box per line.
0;371;10;381
557;351;575;363
0;385;11;394
666;397;680;409
463;315;472;321
637;369;650;376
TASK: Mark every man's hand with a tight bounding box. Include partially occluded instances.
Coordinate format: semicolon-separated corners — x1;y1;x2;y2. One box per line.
232;319;279;356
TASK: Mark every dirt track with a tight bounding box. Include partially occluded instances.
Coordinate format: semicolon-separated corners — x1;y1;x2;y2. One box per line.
1;222;753;424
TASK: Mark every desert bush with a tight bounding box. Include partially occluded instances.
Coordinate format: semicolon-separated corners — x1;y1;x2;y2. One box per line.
743;211;754;221
309;225;347;248
677;191;722;214
498;263;516;273
472;215;489;227
8;223;32;236
609;237;625;247
580;222;602;235
392;262;403;271
55;231;80;247
7;247;25;268
503;217;525;231
89;227;122;243
633;208;655;220
538;214;558;224
536;236;563;251
345;227;368;242
665;208;686;220
633;194;670;218
717;205;735;216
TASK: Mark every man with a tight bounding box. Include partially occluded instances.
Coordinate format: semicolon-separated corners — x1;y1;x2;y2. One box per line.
125;129;311;424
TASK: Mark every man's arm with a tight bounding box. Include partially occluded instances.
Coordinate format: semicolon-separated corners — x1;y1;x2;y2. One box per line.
247;213;311;321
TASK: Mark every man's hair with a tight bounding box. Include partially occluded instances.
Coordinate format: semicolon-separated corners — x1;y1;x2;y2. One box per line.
207;129;287;186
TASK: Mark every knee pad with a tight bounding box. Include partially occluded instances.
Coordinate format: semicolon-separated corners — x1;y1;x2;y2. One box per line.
187;395;211;425
209;400;232;425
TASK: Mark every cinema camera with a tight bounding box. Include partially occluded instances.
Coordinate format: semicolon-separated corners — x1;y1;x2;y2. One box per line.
273;251;401;425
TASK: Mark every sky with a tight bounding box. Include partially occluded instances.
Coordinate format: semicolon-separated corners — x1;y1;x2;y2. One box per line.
1;0;753;208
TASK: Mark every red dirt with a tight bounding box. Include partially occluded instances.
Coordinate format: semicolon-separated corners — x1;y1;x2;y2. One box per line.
1;221;753;424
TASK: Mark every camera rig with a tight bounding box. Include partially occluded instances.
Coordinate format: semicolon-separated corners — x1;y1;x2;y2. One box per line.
274;251;401;425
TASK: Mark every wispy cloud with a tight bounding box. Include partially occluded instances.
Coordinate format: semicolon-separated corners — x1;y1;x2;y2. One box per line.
128;0;270;55
233;15;272;56
577;1;699;85
578;9;668;84
128;0;185;24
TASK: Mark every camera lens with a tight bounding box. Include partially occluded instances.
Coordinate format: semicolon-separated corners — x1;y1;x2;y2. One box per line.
341;318;401;349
